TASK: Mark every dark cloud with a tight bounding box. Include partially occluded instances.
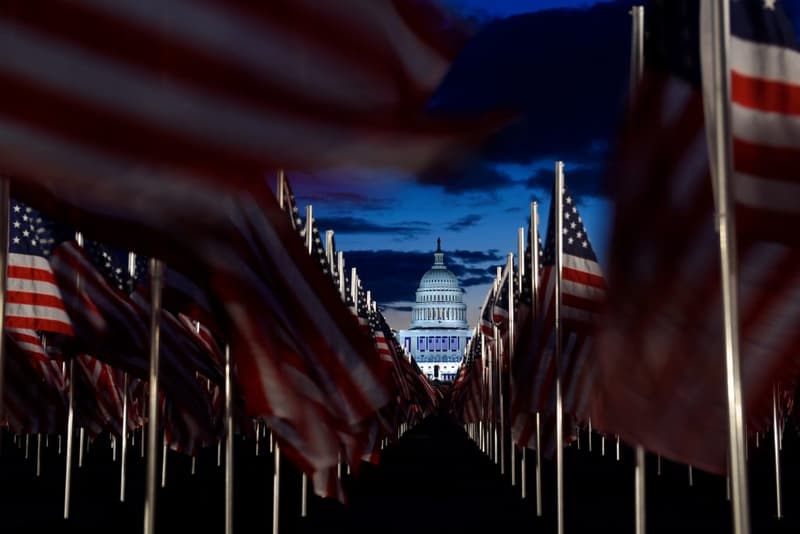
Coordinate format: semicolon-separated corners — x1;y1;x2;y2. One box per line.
381;304;414;312
297;192;389;212
315;217;430;239
417;163;516;193
446;214;483;232
449;249;503;263
429;1;634;167
345;248;501;304
525;161;607;199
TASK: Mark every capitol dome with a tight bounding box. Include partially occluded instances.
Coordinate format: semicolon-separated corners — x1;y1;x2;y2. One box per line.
409;239;468;329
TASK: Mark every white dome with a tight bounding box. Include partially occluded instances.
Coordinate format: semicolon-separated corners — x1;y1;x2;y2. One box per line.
409;240;468;330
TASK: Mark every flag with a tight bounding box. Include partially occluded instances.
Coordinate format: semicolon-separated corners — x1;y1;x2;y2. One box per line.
0;0;495;189
588;0;800;475
479;287;496;339
2;329;67;434
512;180;605;449
723;0;800;244
7;200;72;334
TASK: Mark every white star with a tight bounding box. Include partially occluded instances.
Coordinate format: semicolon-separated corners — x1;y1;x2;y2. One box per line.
562;228;568;235
582;240;588;248
570;222;576;229
577;231;583;238
12;237;19;244
30;239;36;247
22;230;29;237
21;215;27;221
564;212;571;220
568;237;574;245
565;196;572;204
13;221;20;228
764;0;777;10
13;205;20;212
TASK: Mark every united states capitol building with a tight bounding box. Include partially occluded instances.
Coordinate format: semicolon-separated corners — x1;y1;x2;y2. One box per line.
397;240;473;382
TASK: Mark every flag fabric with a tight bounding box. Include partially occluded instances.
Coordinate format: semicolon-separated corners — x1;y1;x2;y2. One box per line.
0;0;494;188
511;181;605;450
723;0;800;245
588;0;800;475
73;354;127;438
7;200;72;334
479;287;496;339
0;0;488;498
2;330;67;434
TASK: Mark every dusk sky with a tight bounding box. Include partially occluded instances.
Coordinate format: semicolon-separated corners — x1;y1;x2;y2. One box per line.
289;0;634;330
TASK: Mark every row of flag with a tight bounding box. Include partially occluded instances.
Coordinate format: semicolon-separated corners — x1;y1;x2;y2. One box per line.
447;4;800;522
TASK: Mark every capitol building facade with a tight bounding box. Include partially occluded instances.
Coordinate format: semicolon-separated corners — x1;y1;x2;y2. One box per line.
397;240;473;382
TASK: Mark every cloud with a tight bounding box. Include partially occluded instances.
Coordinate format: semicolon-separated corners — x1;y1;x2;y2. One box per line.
417;163;516;193
525;161;608;198
345;248;502;304
429;1;635;166
297;191;389;212
446;214;483;232
315;217;430;239
381;304;414;312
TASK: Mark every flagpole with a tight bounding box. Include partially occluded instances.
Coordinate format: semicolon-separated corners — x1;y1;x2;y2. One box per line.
772;385;782;519
708;2;750;533
506;252;515;486
64;231;85;519
300;206;312;517
495;266;503;473
531;201;542;518
225;344;234;534
143;258;164;534
0;178;8;434
517;227;525;498
64;357;75;519
273;443;280;534
630;6;647;534
120;372;128;501
554;160;565;534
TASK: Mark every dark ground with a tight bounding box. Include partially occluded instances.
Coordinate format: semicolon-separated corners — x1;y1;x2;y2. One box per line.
0;415;797;533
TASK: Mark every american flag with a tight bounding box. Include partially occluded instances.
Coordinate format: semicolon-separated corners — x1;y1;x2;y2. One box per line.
0;0;494;188
74;354;126;438
7;200;72;334
479;287;496;339
588;0;800;475
2;330;67;434
511;181;605;449
726;0;800;245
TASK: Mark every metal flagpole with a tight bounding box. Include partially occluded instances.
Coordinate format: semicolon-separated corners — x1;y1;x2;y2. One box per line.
688;465;693;487
273;444;281;534
531;201;543;518
495;266;503;474
708;2;750;532
507;252;515;486
161;437;167;488
554;161;565;534
588;418;592;453
300;208;313;517
225;344;234;534
517;227;525;496
772;385;782;519
78;427;85;467
36;434;42;476
143;258;164;534
64;358;75;518
0;179;8;438
630;7;647;534
305;206;313;253
325;230;335;270
120;251;136;502
64;230;86;519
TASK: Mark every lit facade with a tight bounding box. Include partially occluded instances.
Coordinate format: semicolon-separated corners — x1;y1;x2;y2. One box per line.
397;240;473;382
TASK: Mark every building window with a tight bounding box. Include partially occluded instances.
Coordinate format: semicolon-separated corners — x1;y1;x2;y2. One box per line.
428;336;434;352
418;337;426;351
451;337;458;351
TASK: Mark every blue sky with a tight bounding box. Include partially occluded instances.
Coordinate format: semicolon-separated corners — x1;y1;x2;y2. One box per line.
291;0;632;330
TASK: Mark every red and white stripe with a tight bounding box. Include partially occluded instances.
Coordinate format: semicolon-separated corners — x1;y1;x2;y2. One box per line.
7;252;73;334
729;35;800;244
589;68;800;475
